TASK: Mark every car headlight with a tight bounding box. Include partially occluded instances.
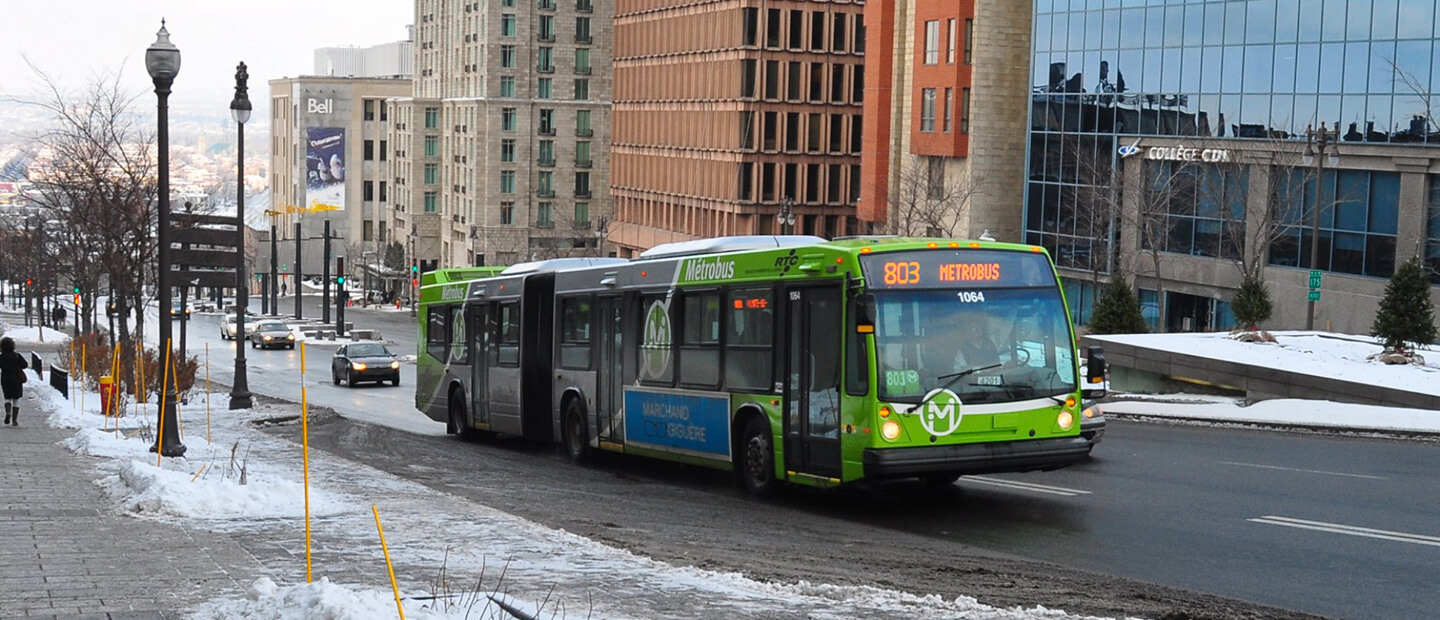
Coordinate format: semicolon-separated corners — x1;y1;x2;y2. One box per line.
389;361;400;369
263;336;272;341
286;334;295;340
352;362;368;371
1083;404;1100;419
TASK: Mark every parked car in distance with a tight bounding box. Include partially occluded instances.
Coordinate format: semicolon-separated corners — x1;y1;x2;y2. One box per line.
249;320;295;349
332;343;401;387
169;303;191;320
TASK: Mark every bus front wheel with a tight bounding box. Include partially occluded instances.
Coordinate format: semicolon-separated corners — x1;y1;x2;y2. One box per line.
449;392;476;441
738;416;779;496
563;398;593;465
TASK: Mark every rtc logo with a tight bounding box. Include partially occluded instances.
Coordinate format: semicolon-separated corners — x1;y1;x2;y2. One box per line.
916;388;965;437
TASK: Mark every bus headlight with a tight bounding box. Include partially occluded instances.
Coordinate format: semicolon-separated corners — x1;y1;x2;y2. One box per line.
1057;411;1075;431
881;420;901;441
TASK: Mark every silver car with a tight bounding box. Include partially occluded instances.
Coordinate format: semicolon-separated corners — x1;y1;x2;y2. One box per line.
220;313;256;340
249;320;296;350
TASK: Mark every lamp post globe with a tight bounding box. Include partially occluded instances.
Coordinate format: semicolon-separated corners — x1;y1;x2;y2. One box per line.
229;61;254;410
146;20;186;457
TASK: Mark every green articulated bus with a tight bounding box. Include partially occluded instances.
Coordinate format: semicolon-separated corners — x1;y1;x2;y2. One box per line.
416;235;1106;494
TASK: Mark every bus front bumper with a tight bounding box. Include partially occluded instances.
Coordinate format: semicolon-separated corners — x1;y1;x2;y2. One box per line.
862;436;1091;479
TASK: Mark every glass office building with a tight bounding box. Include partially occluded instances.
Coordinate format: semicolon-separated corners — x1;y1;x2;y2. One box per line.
1024;0;1440;333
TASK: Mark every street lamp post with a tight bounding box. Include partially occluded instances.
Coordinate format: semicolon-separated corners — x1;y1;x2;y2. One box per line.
229;62;254;410
778;196;797;235
362;250;375;305
146;21;185;457
1301;123;1339;332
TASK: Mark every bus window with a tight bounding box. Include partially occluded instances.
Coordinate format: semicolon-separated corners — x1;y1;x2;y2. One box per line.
448;305;468;364
845;304;869;396
427;304;450;361
725;287;773;391
638;294;674;385
678;291;721;387
559;296;592;370
496;302;521;366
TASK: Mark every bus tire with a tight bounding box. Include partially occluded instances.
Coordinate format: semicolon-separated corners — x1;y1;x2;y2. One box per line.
563;397;592;465
737;415;779;497
449;391;475;440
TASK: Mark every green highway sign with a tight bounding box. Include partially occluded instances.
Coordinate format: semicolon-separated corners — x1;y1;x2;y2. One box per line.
1308;290;1321;302
1309;270;1322;289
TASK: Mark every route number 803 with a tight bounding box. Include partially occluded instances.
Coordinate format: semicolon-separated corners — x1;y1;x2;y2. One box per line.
883;261;921;286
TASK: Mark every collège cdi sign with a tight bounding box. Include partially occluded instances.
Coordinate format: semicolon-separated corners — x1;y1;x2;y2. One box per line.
1118;138;1232;163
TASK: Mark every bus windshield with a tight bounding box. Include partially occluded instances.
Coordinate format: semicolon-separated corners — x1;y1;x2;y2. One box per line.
871;288;1076;404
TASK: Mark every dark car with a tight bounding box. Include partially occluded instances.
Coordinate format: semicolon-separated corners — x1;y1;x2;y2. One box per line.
249;320;295;350
332;343;400;387
169;303;191;320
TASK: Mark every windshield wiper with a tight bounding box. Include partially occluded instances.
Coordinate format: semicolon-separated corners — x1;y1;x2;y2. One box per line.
910;362;1005;412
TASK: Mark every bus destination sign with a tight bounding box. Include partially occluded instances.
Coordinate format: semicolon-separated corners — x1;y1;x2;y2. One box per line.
860;250;1056;290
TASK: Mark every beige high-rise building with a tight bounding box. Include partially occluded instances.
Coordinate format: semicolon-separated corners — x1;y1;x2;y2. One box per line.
389;0;614;270
269;76;411;287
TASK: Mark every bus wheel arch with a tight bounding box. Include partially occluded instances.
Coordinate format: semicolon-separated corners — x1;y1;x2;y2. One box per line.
734;407;780;496
561;392;593;465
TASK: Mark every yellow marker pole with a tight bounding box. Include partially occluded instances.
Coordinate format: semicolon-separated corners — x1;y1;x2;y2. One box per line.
373;505;407;620
156;340;171;468
205;342;211;444
301;340;312;583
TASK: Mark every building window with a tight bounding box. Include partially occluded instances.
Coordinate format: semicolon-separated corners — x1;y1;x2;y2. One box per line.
501;14;516;37
501;45;516;68
574;78;589;100
363;220;374;241
538;140;555;166
379;140;387;161
539;109;555;134
363;182;375;201
364;100;375;121
1268;169;1398;279
740;59;757;98
575;141;591;166
501;202;515;225
538;171;554;195
1429;176;1440;283
832;13;847;52
363;139;374;161
538;47;554;72
575;48;591;74
960;88;971;133
923;20;939;65
424;135;438;157
379;181;388;202
575;16;591;42
539;15;555;41
576;109;591;136
920;88;936;132
502;108;516;131
575;171;591;197
423;191;438;212
537;202;554;227
574;202;589;225
538;77;552;99
742;8;758;46
424;163;438;185
947;19;955;64
943;88;953;133
424;107;439;129
501;139;516;162
501;170;516;194
500;76;515;97
964;19;973;65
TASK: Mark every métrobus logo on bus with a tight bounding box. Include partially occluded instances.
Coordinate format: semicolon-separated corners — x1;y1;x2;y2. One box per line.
916;388;965;437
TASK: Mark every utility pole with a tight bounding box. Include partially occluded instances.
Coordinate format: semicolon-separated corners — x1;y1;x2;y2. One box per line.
269;223;278;315
294;221;303;320
322;220;332;324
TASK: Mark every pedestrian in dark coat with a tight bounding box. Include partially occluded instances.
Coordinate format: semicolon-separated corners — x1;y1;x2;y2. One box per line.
0;336;30;426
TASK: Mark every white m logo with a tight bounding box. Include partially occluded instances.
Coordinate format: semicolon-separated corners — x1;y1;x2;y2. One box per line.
921;392;964;437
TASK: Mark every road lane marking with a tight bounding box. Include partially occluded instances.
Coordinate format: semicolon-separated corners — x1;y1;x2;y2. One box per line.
1219;461;1387;480
961;476;1091;497
1248;516;1440;547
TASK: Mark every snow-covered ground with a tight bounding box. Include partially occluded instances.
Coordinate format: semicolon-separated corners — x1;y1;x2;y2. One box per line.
15;311;1440;617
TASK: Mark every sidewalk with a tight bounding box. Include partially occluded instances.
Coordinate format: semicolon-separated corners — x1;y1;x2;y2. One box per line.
0;388;266;618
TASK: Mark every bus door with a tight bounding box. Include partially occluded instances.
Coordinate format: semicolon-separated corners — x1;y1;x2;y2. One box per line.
596;295;624;443
782;285;842;479
467;302;490;427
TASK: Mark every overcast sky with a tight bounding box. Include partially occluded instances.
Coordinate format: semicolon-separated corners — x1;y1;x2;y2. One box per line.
3;1;413;120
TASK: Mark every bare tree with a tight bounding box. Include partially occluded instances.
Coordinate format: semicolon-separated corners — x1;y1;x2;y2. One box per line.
883;155;983;237
15;62;158;343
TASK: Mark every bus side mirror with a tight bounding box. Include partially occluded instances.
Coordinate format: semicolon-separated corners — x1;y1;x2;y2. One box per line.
1082;345;1107;398
853;293;876;333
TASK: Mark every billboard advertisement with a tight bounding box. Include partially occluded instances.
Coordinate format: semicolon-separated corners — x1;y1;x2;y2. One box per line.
305;127;345;211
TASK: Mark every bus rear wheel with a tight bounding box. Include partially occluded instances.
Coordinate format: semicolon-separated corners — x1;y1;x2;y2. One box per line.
738;416;779;496
563;398;592;465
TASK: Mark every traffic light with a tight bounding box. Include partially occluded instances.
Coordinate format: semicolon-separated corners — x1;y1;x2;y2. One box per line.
336;275;345;285
25;278;32;287
411;264;418;273
73;286;80;294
